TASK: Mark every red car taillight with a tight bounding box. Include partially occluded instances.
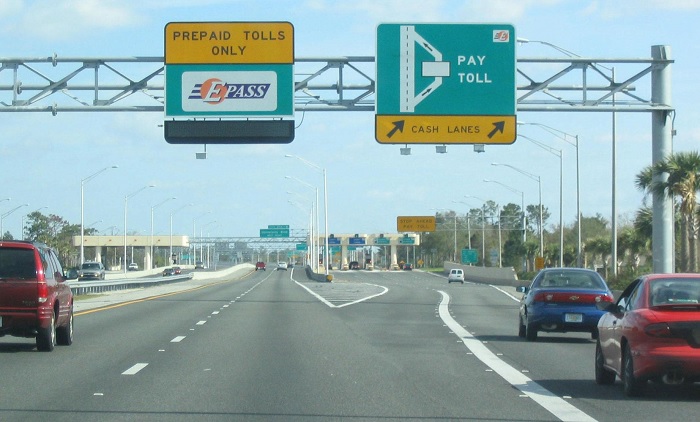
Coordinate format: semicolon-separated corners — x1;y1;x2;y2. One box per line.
37;282;48;303
645;323;673;338
533;292;614;304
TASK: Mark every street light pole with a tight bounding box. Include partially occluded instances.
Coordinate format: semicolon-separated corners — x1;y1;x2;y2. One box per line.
286;175;319;273
170;203;193;264
492;163;543;262
124;184;154;273
286;155;329;277
192;211;211;266
518;121;581;267
464;195;489;266
80;165;117;265
151;197;175;269
432;208;457;262
519;134;563;266
1;203;28;239
483;179;526;271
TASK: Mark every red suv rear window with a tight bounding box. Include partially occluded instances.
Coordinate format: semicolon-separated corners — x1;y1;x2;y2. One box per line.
0;247;36;279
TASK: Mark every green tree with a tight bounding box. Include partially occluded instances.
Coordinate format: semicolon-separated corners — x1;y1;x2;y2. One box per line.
636;151;700;271
24;212;79;264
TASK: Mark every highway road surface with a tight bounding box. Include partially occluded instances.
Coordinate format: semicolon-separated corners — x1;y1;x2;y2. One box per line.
1;265;698;421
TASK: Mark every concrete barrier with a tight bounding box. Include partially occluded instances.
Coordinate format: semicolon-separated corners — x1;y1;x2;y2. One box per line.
444;261;524;287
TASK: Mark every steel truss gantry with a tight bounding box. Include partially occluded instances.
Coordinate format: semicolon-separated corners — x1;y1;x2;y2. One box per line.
0;53;671;113
0;48;675;273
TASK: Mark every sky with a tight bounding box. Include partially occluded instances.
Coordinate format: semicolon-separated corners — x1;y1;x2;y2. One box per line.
0;0;698;242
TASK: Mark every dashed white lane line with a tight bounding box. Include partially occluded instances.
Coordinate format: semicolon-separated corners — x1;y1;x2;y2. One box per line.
436;290;596;422
171;336;186;343
122;363;148;375
196;320;207;325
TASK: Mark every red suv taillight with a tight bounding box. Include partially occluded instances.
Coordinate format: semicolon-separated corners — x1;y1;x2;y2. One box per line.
37;282;48;303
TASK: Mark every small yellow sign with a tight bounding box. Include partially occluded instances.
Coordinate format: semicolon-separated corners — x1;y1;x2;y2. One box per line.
397;216;436;232
165;22;294;65
535;256;545;271
376;115;516;144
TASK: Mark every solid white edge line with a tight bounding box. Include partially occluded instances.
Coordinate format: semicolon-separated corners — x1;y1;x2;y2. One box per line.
437;290;596;422
122;363;148;375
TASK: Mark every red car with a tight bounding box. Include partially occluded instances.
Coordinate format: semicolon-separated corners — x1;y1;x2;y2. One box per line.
595;273;700;396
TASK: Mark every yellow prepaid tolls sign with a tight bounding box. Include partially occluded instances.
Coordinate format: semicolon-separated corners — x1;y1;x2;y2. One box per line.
165;22;294;65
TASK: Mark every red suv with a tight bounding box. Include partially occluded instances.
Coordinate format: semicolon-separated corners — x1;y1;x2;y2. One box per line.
0;241;74;351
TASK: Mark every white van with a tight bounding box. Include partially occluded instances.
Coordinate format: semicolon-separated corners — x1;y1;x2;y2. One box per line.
447;269;465;284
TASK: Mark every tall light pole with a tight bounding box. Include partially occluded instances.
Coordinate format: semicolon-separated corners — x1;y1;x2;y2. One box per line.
286;175;320;273
287;191;315;269
518;134;563;267
492;163;543;263
286;154;329;277
81;165;117;265
518;121;581;267
124;184;154;273
464;195;489;266
483;179;526;272
200;220;217;269
1;203;28;239
193;211;211;266
170;203;193;264
452;201;473;249
151;197;176;269
432;208;457;262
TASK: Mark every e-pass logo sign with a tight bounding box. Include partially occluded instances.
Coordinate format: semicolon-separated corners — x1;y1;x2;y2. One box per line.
182;71;277;112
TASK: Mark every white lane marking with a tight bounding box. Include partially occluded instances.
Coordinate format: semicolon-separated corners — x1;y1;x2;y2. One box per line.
437;291;596;422
490;284;522;302
171;336;186;343
212;311;220;315
196;321;207;325
293;278;388;308
122;363;148;375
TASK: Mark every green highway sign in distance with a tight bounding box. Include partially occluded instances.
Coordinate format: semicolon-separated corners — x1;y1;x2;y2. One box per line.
260;228;290;238
268;225;289;229
462;248;478;264
376;23;516;144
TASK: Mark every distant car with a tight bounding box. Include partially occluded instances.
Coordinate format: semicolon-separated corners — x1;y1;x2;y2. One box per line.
447;269;464;284
0;240;74;351
79;261;105;280
403;263;413;271
127;262;138;271
255;262;266;271
277;262;288;271
173;266;182;275
517;268;614;342
595;273;700;396
195;261;205;269
162;267;176;276
349;261;360;270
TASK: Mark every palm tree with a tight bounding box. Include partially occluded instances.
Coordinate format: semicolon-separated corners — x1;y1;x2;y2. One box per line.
636;151;700;272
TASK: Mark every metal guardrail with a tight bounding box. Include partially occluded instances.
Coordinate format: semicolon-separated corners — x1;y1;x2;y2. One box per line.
67;273;193;296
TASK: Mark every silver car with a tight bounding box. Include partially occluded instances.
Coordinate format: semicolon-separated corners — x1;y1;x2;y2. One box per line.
447;269;464;284
79;261;105;280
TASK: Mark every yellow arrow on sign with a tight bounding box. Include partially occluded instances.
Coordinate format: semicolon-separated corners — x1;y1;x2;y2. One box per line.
375;115;516;145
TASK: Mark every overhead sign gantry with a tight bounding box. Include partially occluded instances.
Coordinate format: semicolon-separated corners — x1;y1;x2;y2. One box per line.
375;23;517;145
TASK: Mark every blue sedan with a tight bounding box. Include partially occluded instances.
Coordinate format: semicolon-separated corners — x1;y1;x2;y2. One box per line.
517;268;615;341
